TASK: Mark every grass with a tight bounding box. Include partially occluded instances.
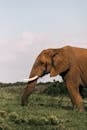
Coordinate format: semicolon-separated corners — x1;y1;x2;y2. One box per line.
0;84;87;130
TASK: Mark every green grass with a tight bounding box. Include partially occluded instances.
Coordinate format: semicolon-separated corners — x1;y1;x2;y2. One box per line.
0;85;87;130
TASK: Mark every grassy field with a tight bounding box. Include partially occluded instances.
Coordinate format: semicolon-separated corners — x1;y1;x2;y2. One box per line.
0;83;87;130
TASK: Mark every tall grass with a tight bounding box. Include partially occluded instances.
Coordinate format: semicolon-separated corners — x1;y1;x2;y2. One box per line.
0;82;87;130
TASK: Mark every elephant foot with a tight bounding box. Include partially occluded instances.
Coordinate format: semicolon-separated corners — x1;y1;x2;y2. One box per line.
73;106;85;112
75;103;85;112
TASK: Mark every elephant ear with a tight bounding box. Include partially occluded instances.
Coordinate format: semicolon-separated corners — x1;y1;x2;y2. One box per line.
50;49;69;77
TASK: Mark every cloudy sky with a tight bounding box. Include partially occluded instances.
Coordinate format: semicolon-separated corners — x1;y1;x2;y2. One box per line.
0;0;87;83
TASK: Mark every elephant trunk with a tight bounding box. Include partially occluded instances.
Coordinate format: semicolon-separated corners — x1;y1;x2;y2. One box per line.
21;68;40;106
21;55;46;106
21;80;37;106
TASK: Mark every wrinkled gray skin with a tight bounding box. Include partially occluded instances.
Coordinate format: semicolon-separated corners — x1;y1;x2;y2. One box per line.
21;46;87;112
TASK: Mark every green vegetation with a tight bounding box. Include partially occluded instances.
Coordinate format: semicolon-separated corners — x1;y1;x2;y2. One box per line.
0;82;87;130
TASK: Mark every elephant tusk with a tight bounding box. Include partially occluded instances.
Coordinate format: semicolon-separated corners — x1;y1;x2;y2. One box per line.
24;75;38;82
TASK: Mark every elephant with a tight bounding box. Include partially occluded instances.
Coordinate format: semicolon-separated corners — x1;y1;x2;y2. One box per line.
21;45;87;112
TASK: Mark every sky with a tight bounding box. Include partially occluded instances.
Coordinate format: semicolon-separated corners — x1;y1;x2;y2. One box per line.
0;0;87;83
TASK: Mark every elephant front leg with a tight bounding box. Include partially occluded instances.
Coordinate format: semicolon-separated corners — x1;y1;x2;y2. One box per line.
66;81;85;112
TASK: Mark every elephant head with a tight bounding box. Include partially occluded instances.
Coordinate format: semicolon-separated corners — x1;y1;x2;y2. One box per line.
21;46;70;106
21;45;86;112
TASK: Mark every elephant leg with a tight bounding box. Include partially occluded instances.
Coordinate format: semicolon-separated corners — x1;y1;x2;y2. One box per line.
66;81;85;112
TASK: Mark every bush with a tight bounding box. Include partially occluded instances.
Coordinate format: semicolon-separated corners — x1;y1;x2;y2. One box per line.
9;112;18;121
44;81;87;98
44;81;68;96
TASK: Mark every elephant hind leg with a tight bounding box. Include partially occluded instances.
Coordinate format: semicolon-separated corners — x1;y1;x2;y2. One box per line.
79;85;84;98
66;81;85;112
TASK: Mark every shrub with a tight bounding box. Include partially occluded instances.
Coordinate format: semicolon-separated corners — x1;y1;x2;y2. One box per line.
28;116;49;125
9;112;18;122
0;124;11;130
44;81;67;96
